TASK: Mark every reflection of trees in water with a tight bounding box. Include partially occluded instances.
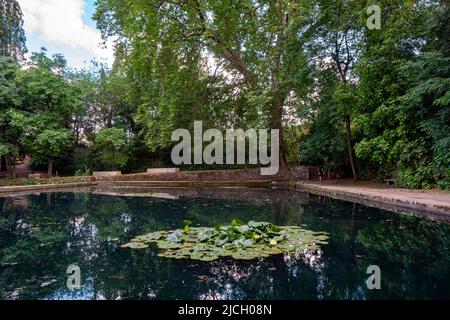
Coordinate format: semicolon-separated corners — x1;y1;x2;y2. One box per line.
354;215;450;299
0;194;73;299
0;192;449;300
193;248;326;300
1;196;29;211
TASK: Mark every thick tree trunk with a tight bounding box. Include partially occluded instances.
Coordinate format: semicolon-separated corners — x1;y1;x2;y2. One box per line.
274;96;288;167
12;162;16;179
5;155;16;179
5;156;10;176
345;115;358;181
48;159;53;177
277;122;288;167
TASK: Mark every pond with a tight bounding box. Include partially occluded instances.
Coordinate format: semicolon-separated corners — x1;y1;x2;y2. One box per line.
0;188;449;300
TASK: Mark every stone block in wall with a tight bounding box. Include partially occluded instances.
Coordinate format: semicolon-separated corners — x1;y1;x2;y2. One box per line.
147;168;180;174
93;171;122;177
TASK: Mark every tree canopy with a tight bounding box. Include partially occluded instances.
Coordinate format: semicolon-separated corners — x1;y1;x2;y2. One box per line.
0;0;448;188
0;0;26;59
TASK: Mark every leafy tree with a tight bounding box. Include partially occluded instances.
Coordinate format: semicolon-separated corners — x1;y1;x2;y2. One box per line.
10;50;82;176
297;0;449;188
29;129;72;177
17;49;82;120
354;0;449;188
92;127;129;171
0;57;21;177
396;53;450;189
0;0;27;59
305;0;366;180
0;142;18;175
94;0;315;166
73;62;132;135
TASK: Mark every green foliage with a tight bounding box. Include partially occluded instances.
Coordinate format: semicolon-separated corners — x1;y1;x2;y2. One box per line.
29;129;72;165
0;56;20;106
92;127;129;170
94;0;315;163
0;48;83;176
0;0;27;58
355;49;450;188
0;143;18;158
298;68;348;175
74;166;92;177
122;220;328;261
0;0;448;189
299;0;449;188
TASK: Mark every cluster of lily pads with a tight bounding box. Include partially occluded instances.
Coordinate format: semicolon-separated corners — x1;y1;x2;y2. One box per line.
122;219;328;261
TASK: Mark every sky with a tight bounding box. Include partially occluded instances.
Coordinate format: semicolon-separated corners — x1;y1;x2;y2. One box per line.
18;0;114;69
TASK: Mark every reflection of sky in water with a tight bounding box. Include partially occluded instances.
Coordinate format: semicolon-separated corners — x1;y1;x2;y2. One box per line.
0;191;449;300
46;278;98;300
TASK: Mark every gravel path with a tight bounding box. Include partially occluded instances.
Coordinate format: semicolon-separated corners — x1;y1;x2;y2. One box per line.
296;180;450;221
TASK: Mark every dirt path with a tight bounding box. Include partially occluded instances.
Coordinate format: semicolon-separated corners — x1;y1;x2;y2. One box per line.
0;156;35;178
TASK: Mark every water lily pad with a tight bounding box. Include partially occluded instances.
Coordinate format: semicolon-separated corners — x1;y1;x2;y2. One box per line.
122;221;328;261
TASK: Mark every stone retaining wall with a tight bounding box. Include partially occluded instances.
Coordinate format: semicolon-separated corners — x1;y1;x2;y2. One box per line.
93;171;122;177
95;166;314;182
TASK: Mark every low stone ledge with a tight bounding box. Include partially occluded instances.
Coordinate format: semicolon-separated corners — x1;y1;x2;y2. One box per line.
295;181;450;221
93;171;122;178
98;180;273;188
147;168;180;174
0;182;98;195
98;166;312;182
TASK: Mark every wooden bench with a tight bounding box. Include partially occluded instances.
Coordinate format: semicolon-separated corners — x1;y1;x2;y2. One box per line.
385;179;396;186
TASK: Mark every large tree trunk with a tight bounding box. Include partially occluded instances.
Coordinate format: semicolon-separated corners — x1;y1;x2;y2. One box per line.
345;114;358;181
11;161;16;179
274;96;288;167
5;155;16;179
277;121;288;168
48;158;53;177
5;156;10;176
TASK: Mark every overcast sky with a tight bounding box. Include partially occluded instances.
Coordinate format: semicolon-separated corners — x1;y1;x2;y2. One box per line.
18;0;114;69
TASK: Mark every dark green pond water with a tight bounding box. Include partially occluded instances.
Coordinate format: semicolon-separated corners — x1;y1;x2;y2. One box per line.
0;188;449;300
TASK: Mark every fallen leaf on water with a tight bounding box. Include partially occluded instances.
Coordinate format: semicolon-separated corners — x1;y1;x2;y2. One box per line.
41;279;57;287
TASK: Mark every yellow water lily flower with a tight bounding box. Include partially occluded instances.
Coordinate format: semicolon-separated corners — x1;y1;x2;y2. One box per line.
253;234;261;240
270;239;277;246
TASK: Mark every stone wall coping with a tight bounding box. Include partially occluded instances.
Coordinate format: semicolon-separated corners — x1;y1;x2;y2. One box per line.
147;168;180;174
93;171;122;177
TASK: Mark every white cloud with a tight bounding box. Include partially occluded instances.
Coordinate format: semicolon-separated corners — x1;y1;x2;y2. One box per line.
18;0;114;66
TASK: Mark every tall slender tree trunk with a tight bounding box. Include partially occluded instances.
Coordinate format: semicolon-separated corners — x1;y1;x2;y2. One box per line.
48;158;53;177
345;114;358;181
